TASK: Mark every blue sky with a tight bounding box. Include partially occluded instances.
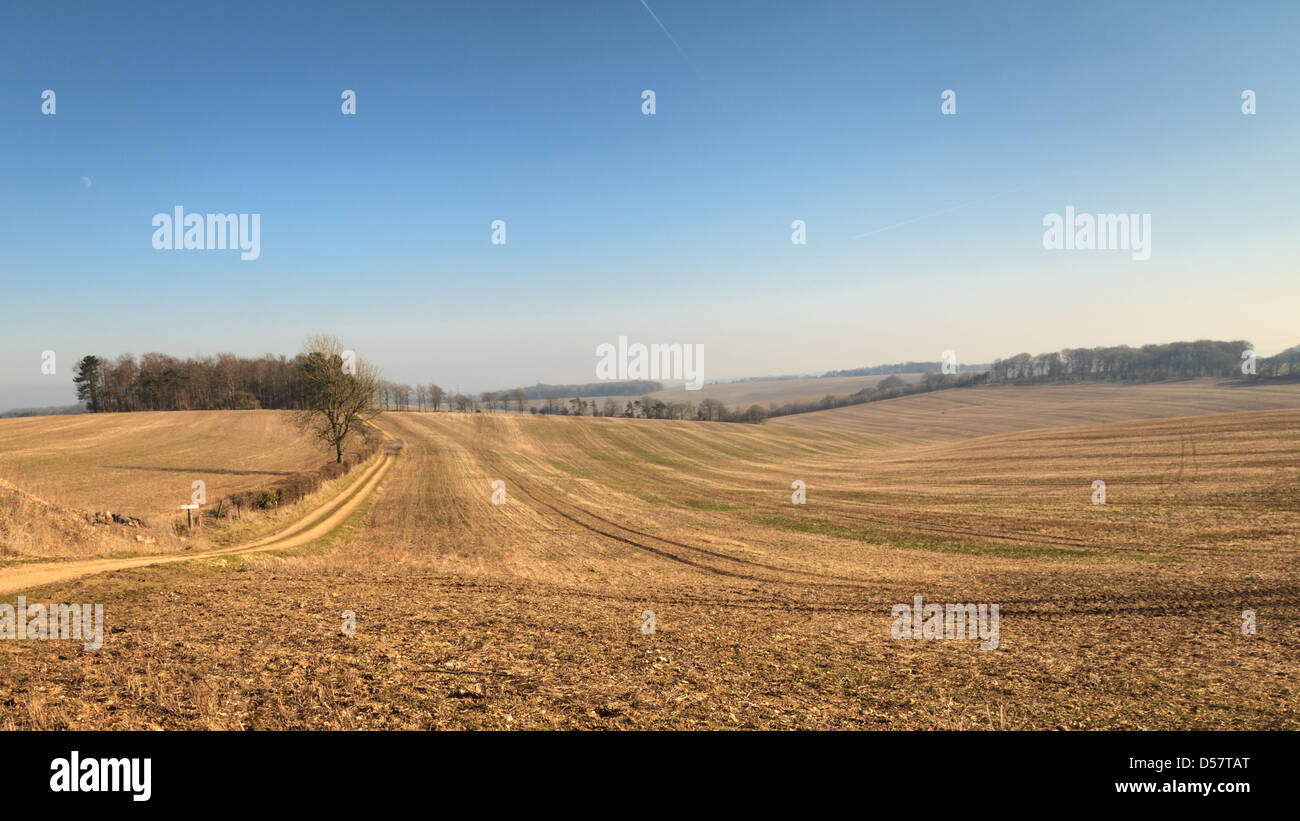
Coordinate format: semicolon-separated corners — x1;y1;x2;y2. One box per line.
2;0;1297;408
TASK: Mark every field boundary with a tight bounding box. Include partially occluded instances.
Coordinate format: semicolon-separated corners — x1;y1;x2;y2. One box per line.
0;433;395;596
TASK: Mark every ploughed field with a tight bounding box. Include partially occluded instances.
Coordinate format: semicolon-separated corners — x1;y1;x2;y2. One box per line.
2;381;1298;728
0;410;325;526
0;411;331;560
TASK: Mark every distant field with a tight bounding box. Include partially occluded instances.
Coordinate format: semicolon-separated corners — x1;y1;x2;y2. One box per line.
7;381;1297;729
0;410;330;525
771;379;1300;444
648;373;925;407
522;373;925;412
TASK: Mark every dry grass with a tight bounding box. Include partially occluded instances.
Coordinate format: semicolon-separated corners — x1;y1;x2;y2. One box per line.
1;382;1298;729
0;410;328;526
0;478;165;560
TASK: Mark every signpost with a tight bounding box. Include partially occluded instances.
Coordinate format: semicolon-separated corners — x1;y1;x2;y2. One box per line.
181;503;200;528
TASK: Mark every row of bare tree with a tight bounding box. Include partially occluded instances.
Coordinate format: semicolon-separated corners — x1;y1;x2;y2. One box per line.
987;340;1289;382
73;352;315;412
374;382;763;422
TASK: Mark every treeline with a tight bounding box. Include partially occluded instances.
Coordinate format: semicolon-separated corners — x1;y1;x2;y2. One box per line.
988;340;1300;382
512;380;662;399
0;404;83;419
531;395;765;423
763;339;1300;422
375;384;520;414
73;353;312;412
824;361;987;378
763;373;987;419
1261;345;1300;377
377;386;765;424
379;382;447;412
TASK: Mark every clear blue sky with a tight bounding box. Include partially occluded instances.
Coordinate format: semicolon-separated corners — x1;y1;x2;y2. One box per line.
2;0;1297;408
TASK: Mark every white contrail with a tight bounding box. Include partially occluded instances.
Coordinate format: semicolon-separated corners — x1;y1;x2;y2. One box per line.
639;0;699;72
852;187;1026;239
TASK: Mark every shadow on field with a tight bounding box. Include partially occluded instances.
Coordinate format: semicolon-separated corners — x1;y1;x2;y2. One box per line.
105;466;295;476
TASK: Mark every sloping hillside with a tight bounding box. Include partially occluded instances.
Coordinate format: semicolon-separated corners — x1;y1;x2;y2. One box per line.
768;379;1300;445
0;410;329;524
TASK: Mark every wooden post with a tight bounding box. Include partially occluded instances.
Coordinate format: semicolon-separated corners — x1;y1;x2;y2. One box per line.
182;503;200;528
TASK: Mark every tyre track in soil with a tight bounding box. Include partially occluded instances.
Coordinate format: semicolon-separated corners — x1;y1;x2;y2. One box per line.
486;468;1300;619
465;438;1300;620
489;459;875;588
387;416;1299;621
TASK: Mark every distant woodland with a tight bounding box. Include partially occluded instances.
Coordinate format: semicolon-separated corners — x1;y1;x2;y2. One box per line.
62;340;1300;423
72;353;313;413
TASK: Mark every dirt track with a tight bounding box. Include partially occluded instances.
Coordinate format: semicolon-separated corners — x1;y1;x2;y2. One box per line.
0;450;393;596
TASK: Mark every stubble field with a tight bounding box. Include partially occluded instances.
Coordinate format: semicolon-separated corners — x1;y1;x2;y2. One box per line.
1;380;1298;729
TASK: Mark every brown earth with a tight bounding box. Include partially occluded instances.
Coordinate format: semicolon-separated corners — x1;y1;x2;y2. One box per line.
1;382;1297;729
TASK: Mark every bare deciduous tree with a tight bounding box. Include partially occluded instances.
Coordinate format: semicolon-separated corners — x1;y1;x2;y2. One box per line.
295;335;381;463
